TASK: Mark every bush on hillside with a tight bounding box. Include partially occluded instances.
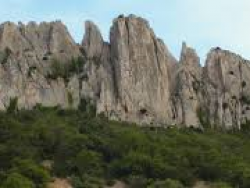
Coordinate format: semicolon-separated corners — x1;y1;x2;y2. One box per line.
0;107;250;187
1;172;35;188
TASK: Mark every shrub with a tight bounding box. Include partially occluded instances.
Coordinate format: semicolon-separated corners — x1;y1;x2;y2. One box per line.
0;47;12;64
74;150;103;176
10;159;51;187
148;179;184;188
47;58;68;80
7;97;18;114
67;91;73;107
27;66;37;77
78;98;96;117
68;56;85;74
192;80;202;93
242;81;247;88
222;102;229;110
47;56;85;80
126;175;148;188
1;108;250;187
210;181;232;188
196;106;210;127
71;174;105;188
1;172;35;188
241;95;250;105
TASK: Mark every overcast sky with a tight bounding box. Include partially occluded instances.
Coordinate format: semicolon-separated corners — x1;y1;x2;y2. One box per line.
0;0;249;62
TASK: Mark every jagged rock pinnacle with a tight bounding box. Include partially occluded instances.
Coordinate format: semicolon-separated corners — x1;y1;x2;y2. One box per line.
0;15;249;129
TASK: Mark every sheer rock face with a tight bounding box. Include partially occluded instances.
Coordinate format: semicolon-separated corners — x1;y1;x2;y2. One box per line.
81;15;176;125
81;21;116;117
204;49;250;129
0;21;81;110
82;21;104;59
0;21;80;61
172;43;203;127
1;16;250;129
109;15;174;125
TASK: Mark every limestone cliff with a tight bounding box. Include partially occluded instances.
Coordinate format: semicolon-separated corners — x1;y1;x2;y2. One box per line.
0;21;81;110
109;15;174;125
0;15;250;129
172;42;203;128
204;48;250;129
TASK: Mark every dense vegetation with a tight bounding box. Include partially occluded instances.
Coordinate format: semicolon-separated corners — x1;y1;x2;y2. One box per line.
1;104;250;187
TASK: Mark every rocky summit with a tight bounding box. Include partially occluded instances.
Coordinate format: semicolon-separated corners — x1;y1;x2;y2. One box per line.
0;14;250;129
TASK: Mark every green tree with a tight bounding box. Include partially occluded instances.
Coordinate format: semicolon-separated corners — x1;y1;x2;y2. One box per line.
7;97;18;114
74;150;103;176
1;172;35;188
148;179;184;188
211;181;232;188
11;159;50;188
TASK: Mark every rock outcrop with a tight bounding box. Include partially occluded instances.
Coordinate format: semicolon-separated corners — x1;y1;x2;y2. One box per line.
204;48;250;129
80;21;116;118
0;15;250;129
109;15;175;125
0;21;81;110
172;42;203;127
81;15;177;125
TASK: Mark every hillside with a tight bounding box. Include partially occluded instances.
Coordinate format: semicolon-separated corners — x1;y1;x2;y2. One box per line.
0;105;250;187
1;14;250;188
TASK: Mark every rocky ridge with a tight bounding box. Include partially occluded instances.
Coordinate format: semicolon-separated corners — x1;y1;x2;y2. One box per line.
0;15;249;129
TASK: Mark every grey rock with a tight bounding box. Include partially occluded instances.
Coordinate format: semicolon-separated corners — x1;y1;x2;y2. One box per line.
0;21;81;110
109;15;174;125
82;21;104;59
204;48;250;129
172;42;202;127
0;16;250;130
